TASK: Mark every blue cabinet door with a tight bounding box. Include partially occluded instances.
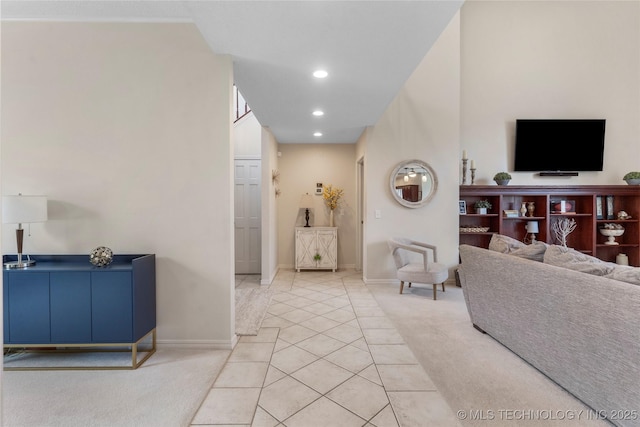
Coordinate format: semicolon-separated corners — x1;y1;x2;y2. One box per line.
91;271;133;342
50;272;91;343
7;272;50;343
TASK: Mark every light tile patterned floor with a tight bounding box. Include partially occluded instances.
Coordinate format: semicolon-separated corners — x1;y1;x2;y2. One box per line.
191;270;459;427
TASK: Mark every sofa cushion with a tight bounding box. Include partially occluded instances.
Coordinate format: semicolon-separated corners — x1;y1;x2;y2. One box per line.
488;234;524;253
510;242;548;262
543;245;616;276
605;265;640;286
488;234;547;262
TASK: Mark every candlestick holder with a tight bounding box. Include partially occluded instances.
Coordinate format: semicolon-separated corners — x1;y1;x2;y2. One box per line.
470;168;476;185
462;159;468;185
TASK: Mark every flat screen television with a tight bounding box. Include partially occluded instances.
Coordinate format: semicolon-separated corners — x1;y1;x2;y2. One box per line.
514;119;606;172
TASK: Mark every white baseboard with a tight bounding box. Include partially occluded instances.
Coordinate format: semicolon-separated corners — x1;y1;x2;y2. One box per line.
261;267;278;285
364;278;397;285
278;263;294;270
157;339;235;350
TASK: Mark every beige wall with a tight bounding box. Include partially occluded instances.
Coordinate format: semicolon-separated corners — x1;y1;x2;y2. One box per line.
234;112;262;158
363;1;640;282
3;1;638;348
1;22;236;348
277;143;357;269
261;127;279;284
364;12;461;282
461;1;640;185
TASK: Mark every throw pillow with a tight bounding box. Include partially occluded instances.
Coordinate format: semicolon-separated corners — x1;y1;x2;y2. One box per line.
488;234;526;254
509;242;548;262
605;265;640;286
543;245;616;276
488;234;547;262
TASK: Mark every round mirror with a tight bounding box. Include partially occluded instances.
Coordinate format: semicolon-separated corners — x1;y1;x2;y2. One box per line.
389;160;438;208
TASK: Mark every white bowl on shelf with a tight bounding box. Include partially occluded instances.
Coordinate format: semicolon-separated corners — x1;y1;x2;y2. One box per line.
600;228;624;245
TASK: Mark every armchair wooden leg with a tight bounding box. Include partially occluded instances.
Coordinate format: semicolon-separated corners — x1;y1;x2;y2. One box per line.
399;281;404;294
433;284;437;300
441;282;445;292
408;282;412;288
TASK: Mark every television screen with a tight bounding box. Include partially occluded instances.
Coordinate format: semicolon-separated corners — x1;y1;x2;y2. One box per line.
514;119;606;172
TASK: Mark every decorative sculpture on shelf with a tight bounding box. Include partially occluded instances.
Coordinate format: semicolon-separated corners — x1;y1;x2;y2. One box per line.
90;246;114;267
527;201;536;217
552;218;577;247
600;223;625;245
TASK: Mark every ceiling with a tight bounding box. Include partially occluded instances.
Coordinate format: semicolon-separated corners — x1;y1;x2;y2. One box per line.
2;1;464;143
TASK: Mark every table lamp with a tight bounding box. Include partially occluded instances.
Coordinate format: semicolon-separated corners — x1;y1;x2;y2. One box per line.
525;220;539;243
299;193;314;227
2;194;48;268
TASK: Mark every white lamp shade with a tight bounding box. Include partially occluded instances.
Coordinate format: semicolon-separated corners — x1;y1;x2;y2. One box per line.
299;193;314;209
2;195;48;224
526;221;539;233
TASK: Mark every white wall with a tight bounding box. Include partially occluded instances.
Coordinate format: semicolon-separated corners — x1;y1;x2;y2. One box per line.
277;143;357;269
362;1;640;282
461;1;640;185
1;22;235;348
364;12;461;282
234;112;262;158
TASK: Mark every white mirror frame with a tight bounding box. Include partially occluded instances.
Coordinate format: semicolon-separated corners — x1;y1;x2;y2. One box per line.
389;159;438;209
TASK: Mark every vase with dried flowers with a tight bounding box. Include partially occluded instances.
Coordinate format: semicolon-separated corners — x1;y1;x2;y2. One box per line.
322;184;344;227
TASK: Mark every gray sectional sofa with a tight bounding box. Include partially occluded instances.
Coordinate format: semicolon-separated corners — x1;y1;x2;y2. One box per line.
458;242;640;427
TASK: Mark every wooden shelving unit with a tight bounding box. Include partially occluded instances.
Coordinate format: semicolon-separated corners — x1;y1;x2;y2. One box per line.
459;185;640;267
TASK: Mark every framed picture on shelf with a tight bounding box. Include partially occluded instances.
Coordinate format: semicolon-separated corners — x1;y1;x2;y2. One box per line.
459;200;467;215
596;196;604;219
550;199;576;214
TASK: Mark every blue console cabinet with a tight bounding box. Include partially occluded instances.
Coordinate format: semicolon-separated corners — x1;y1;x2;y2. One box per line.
3;254;156;369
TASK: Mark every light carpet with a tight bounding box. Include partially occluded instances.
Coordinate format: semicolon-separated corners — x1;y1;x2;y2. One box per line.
235;288;273;335
2;348;230;427
368;284;610;427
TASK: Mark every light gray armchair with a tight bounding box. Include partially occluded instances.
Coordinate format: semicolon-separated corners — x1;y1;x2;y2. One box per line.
387;237;449;300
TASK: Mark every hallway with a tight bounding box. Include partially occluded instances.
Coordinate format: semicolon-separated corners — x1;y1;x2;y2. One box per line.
190;269;458;426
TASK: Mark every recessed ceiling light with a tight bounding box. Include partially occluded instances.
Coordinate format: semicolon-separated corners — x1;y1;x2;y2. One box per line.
312;110;324;116
314;132;323;137
313;70;328;78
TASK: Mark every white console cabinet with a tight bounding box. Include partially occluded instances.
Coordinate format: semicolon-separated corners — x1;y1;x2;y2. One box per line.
295;227;337;272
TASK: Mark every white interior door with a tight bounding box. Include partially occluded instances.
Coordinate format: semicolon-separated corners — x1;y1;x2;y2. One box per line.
234;159;261;274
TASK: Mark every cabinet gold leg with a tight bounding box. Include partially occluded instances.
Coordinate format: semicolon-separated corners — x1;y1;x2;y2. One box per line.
4;328;156;371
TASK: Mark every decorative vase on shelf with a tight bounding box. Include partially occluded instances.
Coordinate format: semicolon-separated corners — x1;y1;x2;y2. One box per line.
520;202;527;217
600;226;624;245
329;210;334;227
527;202;535;217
